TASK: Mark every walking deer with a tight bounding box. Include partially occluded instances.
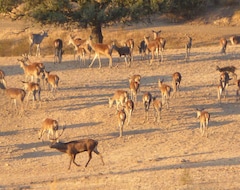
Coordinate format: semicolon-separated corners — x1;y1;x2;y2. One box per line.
38;118;60;142
50;138;104;170
142;92;152;123
158;79;172;109
54;39;63;64
129;74;141;92
112;41;132;67
44;70;59;96
123;99;134;126
220;37;227;54
117;109;126;137
196;109;210;137
217;71;231;102
124;39;134;62
138;40;147;60
172;72;182;98
129;80;140;104
86;36;113;68
29;30;48;56
109;90;128;110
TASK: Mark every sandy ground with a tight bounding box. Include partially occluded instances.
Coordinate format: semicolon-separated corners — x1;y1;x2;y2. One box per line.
0;16;240;190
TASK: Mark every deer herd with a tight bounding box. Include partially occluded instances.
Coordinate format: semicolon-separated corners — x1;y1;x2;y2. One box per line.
0;29;239;170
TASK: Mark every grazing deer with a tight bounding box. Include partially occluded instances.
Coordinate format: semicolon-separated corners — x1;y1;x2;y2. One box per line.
142;92;152;123
152;96;162;123
44;70;59;96
109;90;128;110
124;39;134;62
138;40;147;60
112;41;132;67
229;35;240;45
172;72;182;98
50;138;104;170
185;35;192;60
123;99;134;126
117;109;126;137
220;37;227;54
129;80;140;104
5;87;26;113
158;79;172;109
22;81;41;108
86;36;113;68
54;39;63;64
18;59;41;83
38;118;60;142
29;30;48;56
196;109;210;137
0;69;7;89
144;36;160;65
236;79;240;101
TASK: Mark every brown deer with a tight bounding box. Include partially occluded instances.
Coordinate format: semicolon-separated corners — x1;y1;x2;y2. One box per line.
117;109;126;137
50;139;104;170
172;72;182;98
38;118;60;142
152;96;162;123
123;99;134;126
196;109;210;137
220;38;227;54
0;69;7;89
44;70;60;96
142;92;152;123
229;35;240;45
109;90;128;110
185;35;192;61
54;39;63;64
22;81;41;108
158;79;172;109
144;36;160;65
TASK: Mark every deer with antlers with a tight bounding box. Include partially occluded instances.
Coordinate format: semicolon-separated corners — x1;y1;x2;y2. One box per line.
29;30;48;56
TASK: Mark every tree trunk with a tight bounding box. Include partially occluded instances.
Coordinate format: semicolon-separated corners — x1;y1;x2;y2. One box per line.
91;24;103;43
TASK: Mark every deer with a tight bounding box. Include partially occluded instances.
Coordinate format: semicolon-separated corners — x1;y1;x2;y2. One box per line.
144;36;160;65
185;35;192;61
216;65;237;82
218;71;231;101
54;39;63;64
86;36;113;68
4;87;26;113
129;80;140;104
220;37;227;54
38;118;61;142
129;74;141;92
229;35;240;45
236;79;240;101
152;96;162;123
158;79;172;109
172;72;182;98
50;138;104;170
124;38;134;62
0;69;7;89
117;109;126;137
138;40;147;60
142;92;152;123
21;81;41;108
18;59;41;83
76;46;87;66
109;90;128;110
68;34;91;62
44;70;59;96
112;41;132;67
152;30;166;62
196;108;210;137
123;99;134;126
29;30;48;56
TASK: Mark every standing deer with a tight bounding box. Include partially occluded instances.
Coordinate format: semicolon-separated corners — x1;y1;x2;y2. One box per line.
172;72;182;98
123;99;134;126
142;92;152;123
124;39;134;62
229;35;240;45
112;41;132;67
86;36;113;68
152;30;166;62
129;80;140;104
22;81;41;108
44;70;60;96
152;96;162;123
220;37;227;54
138;40;147;60
144;36;160;65
54;39;63;64
29;30;48;56
218;72;231;101
50;138;104;170
185;35;192;61
158;79;172;109
196;109;210;137
117;109;126;137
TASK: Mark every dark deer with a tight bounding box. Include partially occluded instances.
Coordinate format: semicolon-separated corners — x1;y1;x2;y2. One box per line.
50;139;105;170
54;39;63;64
29;30;48;56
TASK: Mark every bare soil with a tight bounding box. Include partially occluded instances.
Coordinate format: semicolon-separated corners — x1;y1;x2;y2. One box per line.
0;10;240;190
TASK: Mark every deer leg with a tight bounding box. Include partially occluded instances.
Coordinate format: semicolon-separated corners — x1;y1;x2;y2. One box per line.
72;154;80;167
93;147;105;165
85;151;92;167
89;54;97;68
